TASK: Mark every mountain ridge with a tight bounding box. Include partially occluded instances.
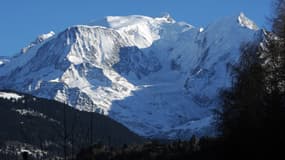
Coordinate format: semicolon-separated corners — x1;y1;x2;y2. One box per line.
0;90;144;159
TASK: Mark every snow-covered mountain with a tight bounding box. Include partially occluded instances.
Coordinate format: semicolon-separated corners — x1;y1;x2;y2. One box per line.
0;13;263;139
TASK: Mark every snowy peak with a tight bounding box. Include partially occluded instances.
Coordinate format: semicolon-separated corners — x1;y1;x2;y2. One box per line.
205;12;259;33
88;15;184;48
238;12;259;30
90;15;176;29
35;31;55;43
21;31;55;54
160;13;176;23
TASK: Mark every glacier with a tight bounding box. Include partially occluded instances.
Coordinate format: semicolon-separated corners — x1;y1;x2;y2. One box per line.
0;13;263;139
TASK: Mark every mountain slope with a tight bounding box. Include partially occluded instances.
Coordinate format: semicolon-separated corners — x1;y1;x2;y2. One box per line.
0;90;144;159
0;13;263;139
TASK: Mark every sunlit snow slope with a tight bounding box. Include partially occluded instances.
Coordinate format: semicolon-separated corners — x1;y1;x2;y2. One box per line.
0;13;263;139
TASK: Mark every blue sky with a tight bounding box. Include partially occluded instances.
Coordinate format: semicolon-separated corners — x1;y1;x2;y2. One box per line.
0;0;272;56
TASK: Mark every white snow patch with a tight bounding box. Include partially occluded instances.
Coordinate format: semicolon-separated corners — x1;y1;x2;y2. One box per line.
13;108;60;124
0;92;23;100
37;31;55;42
13;109;47;119
0;57;10;66
49;78;60;83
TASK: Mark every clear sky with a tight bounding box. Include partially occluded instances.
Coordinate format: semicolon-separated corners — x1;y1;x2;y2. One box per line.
0;0;273;56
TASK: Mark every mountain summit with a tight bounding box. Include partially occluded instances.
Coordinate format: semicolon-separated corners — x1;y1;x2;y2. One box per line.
0;13;262;139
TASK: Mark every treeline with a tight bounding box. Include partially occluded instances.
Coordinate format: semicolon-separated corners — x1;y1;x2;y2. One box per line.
76;136;223;160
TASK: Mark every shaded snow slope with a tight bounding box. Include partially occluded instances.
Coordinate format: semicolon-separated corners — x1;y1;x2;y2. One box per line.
0;13;262;139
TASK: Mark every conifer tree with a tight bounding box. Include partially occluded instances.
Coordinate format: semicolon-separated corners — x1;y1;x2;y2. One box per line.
217;0;285;157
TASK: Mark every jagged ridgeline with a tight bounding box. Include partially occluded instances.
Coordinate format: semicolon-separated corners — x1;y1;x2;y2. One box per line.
0;91;144;159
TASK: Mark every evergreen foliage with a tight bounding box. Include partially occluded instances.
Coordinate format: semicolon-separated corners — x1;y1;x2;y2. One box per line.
0;90;144;160
216;0;285;158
